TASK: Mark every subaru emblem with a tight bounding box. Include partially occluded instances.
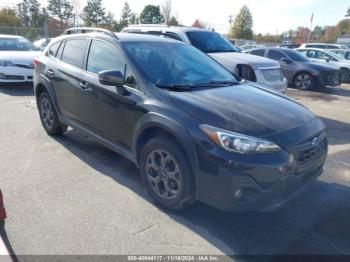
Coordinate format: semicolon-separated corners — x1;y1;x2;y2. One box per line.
311;137;319;147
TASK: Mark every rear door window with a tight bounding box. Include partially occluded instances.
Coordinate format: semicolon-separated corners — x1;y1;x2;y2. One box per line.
49;42;60;56
250;49;266;57
268;50;286;61
61;38;87;68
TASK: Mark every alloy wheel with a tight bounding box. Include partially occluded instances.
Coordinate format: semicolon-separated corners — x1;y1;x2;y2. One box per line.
40;96;54;130
295;73;312;90
145;149;182;200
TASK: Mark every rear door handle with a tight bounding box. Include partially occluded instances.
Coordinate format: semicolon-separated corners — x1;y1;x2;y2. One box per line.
47;69;55;77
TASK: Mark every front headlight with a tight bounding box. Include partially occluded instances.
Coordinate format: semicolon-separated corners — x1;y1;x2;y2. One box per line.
0;59;15;67
200;124;281;154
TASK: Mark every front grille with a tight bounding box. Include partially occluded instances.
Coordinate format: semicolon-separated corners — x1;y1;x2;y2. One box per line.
261;68;284;83
4;75;25;80
296;134;327;167
320;71;341;86
15;63;34;69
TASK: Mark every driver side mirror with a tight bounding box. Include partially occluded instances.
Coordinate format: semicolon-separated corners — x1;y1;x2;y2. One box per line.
98;70;129;96
280;57;292;64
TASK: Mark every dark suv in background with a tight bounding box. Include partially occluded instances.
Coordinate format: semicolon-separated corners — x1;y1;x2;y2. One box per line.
246;47;341;90
34;28;327;211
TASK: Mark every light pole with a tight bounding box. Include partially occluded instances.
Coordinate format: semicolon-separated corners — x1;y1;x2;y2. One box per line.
43;8;49;42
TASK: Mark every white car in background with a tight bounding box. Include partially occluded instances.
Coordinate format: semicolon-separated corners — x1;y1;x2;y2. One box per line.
297;47;350;83
239;44;266;51
0;34;41;85
299;43;349;49
33;38;51;51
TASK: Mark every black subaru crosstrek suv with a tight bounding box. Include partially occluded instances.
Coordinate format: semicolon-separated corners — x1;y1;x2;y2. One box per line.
34;28;327;211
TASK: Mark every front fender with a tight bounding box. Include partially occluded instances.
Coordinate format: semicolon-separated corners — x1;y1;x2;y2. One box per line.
133;112;199;173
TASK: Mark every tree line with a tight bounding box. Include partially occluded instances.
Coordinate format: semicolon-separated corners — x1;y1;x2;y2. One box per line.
230;5;350;44
0;0;180;33
1;1;350;43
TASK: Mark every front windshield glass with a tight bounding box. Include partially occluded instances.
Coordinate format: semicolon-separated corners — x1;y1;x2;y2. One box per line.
0;37;39;51
123;42;238;88
186;31;240;53
284;49;310;62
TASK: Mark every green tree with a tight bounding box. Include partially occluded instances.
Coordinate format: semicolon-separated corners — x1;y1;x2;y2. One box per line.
81;0;106;26
139;5;164;24
129;13;139;25
17;0;30;27
168;16;179;26
346;6;350;17
230;5;253;40
47;0;73;28
0;8;21;27
312;25;325;41
16;0;44;27
120;2;132;28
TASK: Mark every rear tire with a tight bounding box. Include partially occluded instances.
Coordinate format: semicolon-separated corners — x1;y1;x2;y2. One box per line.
38;91;67;135
140;137;195;210
294;72;315;90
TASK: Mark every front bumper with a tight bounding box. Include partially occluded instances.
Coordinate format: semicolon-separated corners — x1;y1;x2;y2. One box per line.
255;70;288;93
317;71;341;87
194;129;327;212
0;66;34;83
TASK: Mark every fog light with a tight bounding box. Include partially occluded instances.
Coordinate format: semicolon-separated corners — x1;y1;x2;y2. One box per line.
279;154;296;173
234;188;242;199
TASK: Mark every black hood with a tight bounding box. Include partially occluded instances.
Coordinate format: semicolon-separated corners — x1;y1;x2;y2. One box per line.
170;83;316;139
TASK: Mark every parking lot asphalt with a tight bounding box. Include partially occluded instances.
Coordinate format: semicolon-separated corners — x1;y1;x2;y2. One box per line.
0;84;349;256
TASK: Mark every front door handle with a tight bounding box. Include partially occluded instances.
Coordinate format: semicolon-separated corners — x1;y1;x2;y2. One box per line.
79;81;92;91
47;69;55;77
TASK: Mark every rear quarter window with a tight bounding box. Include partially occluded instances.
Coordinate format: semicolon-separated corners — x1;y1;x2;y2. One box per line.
49;42;60;56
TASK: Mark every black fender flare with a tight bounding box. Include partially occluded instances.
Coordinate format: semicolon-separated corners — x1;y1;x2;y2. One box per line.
132;112;199;173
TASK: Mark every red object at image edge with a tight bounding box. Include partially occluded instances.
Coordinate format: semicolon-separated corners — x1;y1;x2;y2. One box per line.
0;191;6;220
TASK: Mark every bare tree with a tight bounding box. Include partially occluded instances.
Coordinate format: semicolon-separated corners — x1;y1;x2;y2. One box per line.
161;0;172;25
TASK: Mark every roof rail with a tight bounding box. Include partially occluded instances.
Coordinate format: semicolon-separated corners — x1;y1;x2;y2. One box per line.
62;27;118;39
128;24;169;28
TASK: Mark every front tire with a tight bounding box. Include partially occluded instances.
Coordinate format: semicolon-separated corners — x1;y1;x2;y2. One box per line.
140;137;195;210
294;72;315;90
38;91;67;135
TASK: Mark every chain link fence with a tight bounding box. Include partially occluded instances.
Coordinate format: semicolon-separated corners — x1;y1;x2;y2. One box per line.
0;26;65;41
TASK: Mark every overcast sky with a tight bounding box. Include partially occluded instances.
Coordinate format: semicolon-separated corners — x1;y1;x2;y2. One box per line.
3;0;350;34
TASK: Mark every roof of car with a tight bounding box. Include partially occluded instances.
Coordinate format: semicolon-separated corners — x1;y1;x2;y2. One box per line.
52;31;184;44
0;34;24;39
124;25;213;33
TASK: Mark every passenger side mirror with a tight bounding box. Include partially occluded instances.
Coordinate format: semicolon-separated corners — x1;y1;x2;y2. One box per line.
98;70;129;95
280;57;292;64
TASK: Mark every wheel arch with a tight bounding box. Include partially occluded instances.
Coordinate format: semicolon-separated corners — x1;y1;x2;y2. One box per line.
133;114;199;175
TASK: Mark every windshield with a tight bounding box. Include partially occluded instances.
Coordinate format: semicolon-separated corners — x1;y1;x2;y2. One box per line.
186;31;240;53
0;37;39;51
123;42;238;88
284;49;310;62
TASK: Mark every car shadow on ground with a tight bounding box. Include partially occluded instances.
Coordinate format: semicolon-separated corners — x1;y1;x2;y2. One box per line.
53;129;350;255
0;85;34;97
321;117;350;146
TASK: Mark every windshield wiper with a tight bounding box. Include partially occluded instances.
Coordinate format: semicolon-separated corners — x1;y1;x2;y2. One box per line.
206;49;237;53
208;80;239;86
156;84;192;91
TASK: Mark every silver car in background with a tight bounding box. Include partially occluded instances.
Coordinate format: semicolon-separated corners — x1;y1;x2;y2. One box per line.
122;25;287;93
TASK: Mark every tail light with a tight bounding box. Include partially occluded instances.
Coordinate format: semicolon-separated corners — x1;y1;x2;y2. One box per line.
33;58;40;68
